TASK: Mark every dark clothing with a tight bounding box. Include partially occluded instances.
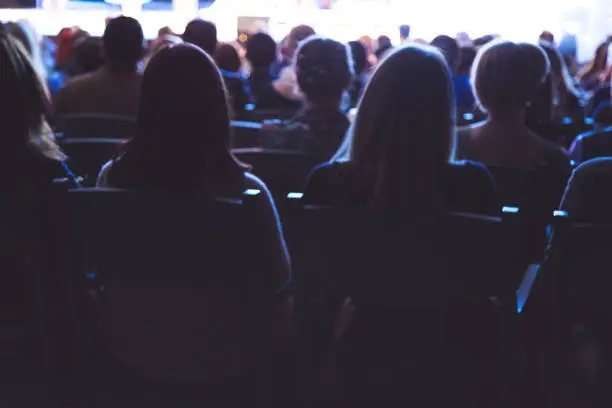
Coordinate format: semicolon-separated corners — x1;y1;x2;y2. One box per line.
249;69;276;104
302;160;497;214
254;84;303;112
348;74;368;107
453;75;475;110
0;152;79;325
220;70;252;113
260;108;350;158
561;157;612;222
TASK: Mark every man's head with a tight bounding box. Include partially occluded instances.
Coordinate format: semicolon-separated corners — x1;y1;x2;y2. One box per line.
103;16;144;71
431;35;459;69
183;19;217;56
399;25;411;42
246;32;277;70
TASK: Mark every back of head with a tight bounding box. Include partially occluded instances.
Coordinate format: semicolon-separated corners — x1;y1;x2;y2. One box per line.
183;19;217;56
295;36;353;106
6;20;46;79
214;43;241;73
399;25;411;41
287;25;316;56
75;36;103;74
348;40;367;74
103;16;144;71
431;35;459;69
472;40;549;115
245;32;277;70
124;44;242;185
0;24;62;163
343;45;455;206
539;31;555;44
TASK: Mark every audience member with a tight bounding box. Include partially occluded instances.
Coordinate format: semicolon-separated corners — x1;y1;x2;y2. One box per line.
539;42;583;120
144;33;182;67
347;40;369;106
214;43;252;113
578;41;610;91
245;32;278;104
399;24;410;43
263;37;353;158
457;40;570;171
374;35;392;61
96;42;289;292
182;19;217;55
558;33;578;75
432;35;475;110
6;20;47;82
54;16;144;118
73;36;103;75
303;44;496;213
271;25;316;105
0;24;77;187
279;24;316;69
539;30;555;45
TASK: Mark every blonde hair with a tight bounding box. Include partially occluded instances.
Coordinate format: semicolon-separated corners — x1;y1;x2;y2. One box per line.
471;39;549;114
332;44;455;207
0;26;65;162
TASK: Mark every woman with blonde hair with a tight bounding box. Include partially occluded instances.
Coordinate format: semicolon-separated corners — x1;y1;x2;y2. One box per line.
0;23;76;185
456;40;570;171
302;44;496;213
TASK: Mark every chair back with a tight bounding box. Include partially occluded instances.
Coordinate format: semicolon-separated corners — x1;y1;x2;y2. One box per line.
56;114;136;139
231;120;262;148
68;188;277;387
232;148;324;200
287;207;525;406
59;138;124;186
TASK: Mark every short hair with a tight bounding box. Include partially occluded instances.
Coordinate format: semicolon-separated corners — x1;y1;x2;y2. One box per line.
183;19;217;56
214;43;241;73
75;36;103;74
348;40;367;74
539;30;555;44
431;35;459;67
295;36;353;104
245;32;277;69
399;25;411;40
103;16;144;69
286;25;315;55
472;40;550;113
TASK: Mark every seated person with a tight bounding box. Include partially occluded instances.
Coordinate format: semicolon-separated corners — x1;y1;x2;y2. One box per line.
260;37;353;159
456;40;570;172
431;35;475;111
54;17;144;118
245;32;279;104
560;157;612;222
0;26;78;325
255;25;315;112
214;43;252;114
302;44;497;215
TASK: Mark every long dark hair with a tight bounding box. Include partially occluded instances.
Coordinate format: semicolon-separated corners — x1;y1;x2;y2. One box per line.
108;44;248;189
0;23;64;167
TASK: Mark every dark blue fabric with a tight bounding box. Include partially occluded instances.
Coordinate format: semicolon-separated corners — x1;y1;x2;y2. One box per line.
452;75;475;110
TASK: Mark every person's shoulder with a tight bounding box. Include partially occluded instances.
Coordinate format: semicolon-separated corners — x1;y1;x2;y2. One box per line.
446;160;492;182
539;139;571;168
60;70;101;91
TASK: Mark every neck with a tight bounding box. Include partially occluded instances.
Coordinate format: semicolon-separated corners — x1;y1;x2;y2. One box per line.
487;109;526;126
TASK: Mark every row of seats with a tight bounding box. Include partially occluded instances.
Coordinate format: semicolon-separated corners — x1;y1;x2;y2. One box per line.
2;187;606;406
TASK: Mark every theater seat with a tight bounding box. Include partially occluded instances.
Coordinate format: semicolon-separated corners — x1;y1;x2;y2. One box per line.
59;138;124;186
55;114;136;139
232;148;325;200
286;207;526;407
67;188;285;406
